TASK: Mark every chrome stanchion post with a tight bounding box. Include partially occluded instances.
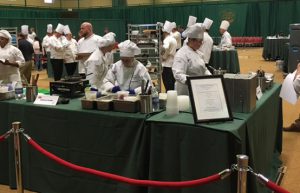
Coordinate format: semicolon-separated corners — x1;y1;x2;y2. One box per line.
236;155;248;193
12;122;24;193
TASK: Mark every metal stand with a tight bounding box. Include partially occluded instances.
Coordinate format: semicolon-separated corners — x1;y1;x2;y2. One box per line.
12;122;24;193
236;155;248;193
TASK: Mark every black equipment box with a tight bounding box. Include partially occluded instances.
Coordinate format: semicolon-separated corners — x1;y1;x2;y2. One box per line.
50;79;89;98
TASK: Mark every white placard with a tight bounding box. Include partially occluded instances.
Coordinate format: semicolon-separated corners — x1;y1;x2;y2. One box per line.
280;72;298;105
187;75;233;123
34;94;59;106
256;86;263;100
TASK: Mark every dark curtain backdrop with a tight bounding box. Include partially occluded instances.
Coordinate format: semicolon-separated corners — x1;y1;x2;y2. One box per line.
0;0;300;41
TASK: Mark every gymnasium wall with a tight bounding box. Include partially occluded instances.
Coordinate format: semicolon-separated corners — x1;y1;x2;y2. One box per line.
0;0;299;41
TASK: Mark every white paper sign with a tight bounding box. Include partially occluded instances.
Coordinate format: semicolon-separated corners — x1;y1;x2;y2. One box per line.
280;72;298;105
256;86;263;100
34;94;59;106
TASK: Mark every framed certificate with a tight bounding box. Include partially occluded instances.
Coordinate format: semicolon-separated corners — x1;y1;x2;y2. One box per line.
187;75;233;123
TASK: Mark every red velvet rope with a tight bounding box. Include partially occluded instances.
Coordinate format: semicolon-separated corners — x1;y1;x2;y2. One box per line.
27;138;221;188
266;180;290;193
0;134;6;142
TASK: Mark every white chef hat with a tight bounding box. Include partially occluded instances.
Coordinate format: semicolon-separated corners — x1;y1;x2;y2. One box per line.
47;24;53;33
162;20;173;34
203;18;213;30
171;22;177;29
119;40;141;57
220;20;230;30
99;32;116;48
187;15;197;27
183;23;205;39
0;30;12;42
21;25;29;35
55;23;65;34
63;25;71;35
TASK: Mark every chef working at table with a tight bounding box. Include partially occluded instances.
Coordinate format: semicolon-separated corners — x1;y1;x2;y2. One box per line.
172;23;211;95
103;40;152;95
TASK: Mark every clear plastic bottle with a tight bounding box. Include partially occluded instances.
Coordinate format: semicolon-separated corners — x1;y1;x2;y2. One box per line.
152;86;160;111
14;81;24;100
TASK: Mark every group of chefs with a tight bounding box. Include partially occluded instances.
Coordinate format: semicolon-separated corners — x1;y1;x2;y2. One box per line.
0;16;299;99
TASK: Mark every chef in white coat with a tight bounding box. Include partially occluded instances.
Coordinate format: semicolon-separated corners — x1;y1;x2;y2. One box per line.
172;23;211;95
161;20;177;91
77;22;102;76
0;30;25;83
219;20;232;48
170;22;182;50
42;24;53;70
103;40;152;94
63;25;78;76
84;32;116;91
48;23;66;81
200;18;214;65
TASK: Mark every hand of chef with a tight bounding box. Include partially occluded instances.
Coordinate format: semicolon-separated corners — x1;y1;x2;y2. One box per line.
0;59;17;67
111;86;121;93
127;89;135;95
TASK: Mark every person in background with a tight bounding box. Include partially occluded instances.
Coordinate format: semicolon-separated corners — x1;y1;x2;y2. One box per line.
77;22;102;77
18;25;34;84
283;63;300;132
172;23;211;95
33;36;44;71
63;25;78;76
42;24;53;70
21;25;33;44
48;23;66;81
103;40;152;94
170;22;182;51
219;20;232;48
161;20;177;91
0;30;25;83
84;32;116;91
29;27;36;42
103;27;110;35
201;17;214;67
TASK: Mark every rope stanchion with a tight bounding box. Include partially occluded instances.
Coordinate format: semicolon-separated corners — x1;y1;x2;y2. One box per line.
256;174;290;193
24;134;230;188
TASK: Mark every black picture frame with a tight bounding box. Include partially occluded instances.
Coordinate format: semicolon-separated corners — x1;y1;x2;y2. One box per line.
187;75;233;123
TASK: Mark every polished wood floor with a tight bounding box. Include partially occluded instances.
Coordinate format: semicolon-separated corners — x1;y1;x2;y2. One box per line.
1;47;299;193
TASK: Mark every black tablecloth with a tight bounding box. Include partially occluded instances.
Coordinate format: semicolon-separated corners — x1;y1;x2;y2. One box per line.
208;49;240;73
262;38;290;60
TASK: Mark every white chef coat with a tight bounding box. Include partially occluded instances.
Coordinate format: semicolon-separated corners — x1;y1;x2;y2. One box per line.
63;38;78;63
162;35;177;68
0;44;25;83
77;34;102;74
84;48;109;90
172;45;211;95
294;74;300;96
48;35;65;59
171;31;182;49
42;35;52;52
219;31;232;48
199;31;213;64
103;59;152;94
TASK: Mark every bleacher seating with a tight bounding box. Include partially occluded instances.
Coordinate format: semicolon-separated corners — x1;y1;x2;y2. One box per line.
232;36;263;47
